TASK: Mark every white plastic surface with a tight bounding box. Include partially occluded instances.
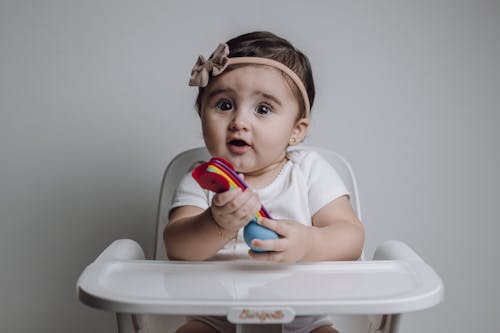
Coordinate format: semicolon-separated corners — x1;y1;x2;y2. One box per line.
77;258;443;316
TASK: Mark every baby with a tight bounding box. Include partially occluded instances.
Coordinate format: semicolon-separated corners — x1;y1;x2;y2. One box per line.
164;31;364;333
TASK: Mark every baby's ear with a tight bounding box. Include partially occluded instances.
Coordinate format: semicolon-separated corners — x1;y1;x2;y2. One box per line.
291;117;310;145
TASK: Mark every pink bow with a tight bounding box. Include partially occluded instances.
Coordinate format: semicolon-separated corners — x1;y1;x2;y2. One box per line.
189;43;230;87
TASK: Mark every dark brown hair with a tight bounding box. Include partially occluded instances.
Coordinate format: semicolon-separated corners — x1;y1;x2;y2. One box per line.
195;31;315;118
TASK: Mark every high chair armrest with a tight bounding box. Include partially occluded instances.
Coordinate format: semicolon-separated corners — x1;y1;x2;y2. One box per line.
78;239;145;311
95;239;145;263
373;240;424;262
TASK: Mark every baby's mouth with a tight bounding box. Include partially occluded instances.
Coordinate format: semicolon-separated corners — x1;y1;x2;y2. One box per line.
229;139;249;147
227;139;252;153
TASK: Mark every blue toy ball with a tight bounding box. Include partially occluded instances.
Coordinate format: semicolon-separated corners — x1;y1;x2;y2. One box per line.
243;219;279;252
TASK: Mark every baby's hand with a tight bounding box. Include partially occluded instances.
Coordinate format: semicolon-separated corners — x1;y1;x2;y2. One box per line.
248;218;313;263
211;187;261;235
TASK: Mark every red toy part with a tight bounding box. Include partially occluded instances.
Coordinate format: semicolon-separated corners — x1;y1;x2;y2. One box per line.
192;162;231;193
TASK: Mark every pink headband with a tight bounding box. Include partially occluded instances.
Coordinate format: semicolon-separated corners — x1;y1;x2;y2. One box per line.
189;43;311;117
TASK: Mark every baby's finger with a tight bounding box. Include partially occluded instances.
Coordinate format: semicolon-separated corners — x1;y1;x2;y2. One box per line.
227;188;257;215
212;188;241;207
251;238;288;252
257;218;288;237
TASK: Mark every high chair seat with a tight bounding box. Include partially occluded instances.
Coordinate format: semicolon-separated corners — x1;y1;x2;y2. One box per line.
76;147;443;333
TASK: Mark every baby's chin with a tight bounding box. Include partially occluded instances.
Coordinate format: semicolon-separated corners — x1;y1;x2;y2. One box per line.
227;159;257;176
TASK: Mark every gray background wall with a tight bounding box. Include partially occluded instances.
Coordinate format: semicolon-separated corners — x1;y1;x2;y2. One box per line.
1;0;499;332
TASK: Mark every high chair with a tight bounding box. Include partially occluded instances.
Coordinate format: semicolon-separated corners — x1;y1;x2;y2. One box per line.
77;146;443;333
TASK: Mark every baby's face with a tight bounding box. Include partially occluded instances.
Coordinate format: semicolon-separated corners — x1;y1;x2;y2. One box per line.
199;65;308;176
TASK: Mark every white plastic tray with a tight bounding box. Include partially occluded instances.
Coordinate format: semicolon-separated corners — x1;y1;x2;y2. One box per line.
78;258;443;316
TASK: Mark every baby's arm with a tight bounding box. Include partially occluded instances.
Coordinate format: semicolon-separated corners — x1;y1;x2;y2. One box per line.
307;195;364;261
164;188;261;261
249;195;364;263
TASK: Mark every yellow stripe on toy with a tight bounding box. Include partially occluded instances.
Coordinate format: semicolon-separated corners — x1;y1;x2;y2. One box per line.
206;165;239;189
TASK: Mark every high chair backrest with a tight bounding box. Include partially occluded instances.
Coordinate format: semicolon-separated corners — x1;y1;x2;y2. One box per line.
154;146;362;260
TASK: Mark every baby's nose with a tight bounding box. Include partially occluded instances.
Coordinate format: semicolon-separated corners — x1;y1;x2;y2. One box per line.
229;110;249;131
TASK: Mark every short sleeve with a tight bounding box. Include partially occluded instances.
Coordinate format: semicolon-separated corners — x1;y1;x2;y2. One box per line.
170;172;210;213
299;151;350;215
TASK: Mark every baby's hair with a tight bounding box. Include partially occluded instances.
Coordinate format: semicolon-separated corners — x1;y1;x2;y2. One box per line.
195;31;315;119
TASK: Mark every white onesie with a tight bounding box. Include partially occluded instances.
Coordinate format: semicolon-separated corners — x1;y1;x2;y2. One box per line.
170;149;350;332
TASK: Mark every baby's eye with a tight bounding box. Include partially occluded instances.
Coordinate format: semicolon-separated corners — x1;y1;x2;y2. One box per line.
256;104;272;116
215;99;233;111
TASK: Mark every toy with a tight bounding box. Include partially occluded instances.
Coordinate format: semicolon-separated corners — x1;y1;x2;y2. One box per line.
192;157;278;252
